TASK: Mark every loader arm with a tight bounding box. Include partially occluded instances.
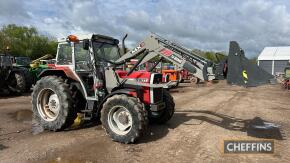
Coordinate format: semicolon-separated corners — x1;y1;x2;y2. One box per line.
116;33;216;81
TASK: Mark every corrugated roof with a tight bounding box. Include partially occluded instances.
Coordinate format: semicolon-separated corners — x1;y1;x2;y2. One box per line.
258;46;290;60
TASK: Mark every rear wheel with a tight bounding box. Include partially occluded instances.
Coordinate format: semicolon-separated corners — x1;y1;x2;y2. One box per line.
32;76;76;131
11;68;33;93
20;67;33;91
7;71;26;94
101;94;148;143
15;72;26;92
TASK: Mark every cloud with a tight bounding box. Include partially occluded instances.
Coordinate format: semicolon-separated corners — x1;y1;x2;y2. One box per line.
0;0;30;24
1;0;290;57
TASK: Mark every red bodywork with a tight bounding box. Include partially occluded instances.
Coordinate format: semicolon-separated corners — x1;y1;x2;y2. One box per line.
47;63;56;68
116;70;152;104
179;69;190;80
159;48;173;57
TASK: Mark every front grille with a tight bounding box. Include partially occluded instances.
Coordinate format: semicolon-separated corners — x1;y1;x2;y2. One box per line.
152;73;162;84
152;88;163;103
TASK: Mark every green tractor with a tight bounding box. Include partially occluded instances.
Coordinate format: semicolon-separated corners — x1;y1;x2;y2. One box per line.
28;54;54;83
0;54;30;95
13;54;54;86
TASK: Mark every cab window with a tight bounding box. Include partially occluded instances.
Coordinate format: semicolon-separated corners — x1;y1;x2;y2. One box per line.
74;42;91;71
57;43;72;65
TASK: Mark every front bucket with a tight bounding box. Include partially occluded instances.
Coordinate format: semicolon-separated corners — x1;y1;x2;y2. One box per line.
226;41;274;87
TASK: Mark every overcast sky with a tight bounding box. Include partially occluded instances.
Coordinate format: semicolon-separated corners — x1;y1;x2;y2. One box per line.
1;0;290;57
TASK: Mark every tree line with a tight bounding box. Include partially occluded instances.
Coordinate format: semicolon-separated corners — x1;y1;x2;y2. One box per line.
192;49;258;64
192;49;227;63
0;24;57;60
0;24;257;64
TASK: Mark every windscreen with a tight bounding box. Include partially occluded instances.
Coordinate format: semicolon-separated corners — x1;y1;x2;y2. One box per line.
16;57;31;66
93;42;120;62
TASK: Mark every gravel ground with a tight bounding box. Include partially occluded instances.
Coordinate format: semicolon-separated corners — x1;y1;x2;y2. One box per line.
0;81;289;163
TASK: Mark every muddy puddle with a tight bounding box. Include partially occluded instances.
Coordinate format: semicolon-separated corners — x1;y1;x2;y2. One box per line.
10;109;32;122
8;110;45;135
9;110;100;135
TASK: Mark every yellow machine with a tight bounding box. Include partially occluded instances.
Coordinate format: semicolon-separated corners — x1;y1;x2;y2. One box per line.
30;54;54;68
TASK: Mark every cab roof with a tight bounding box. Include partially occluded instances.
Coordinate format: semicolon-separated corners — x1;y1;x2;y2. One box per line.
58;34;119;44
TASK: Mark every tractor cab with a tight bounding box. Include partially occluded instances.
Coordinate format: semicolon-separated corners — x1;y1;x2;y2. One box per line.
53;34;121;97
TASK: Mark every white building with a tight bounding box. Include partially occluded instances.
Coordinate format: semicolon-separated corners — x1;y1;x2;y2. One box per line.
258;47;290;75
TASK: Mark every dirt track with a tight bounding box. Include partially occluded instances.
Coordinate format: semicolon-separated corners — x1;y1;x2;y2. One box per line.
1;81;290;163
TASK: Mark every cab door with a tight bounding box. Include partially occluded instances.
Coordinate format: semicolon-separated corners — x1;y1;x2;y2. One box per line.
73;42;95;97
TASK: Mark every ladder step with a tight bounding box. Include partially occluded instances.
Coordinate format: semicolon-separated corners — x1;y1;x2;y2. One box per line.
81;110;93;113
83;117;92;121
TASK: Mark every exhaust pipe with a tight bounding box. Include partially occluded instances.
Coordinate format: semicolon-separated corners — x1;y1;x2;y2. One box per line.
122;33;128;54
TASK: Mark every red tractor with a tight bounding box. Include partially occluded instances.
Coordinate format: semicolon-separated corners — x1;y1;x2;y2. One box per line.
32;34;176;143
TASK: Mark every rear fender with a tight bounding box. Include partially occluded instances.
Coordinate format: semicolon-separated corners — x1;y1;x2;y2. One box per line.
38;69;78;81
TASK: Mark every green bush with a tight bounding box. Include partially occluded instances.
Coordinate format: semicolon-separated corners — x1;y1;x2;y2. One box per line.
0;24;57;59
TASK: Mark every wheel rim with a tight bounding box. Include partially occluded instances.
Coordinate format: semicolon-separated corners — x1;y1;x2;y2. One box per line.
190;76;199;84
108;105;133;135
37;88;60;121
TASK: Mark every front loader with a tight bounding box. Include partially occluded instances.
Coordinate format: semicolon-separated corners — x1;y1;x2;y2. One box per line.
116;33;222;83
118;34;272;87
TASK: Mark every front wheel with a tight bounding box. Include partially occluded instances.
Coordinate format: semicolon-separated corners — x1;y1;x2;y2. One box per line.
149;90;175;124
101;95;148;144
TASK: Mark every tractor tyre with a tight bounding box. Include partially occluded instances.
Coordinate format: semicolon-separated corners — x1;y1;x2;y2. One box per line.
101;94;148;144
32;76;77;131
7;71;26;94
21;68;33;91
15;72;26;93
149;90;175;124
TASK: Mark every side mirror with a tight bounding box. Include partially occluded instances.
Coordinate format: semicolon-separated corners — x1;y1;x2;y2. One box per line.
83;39;89;50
